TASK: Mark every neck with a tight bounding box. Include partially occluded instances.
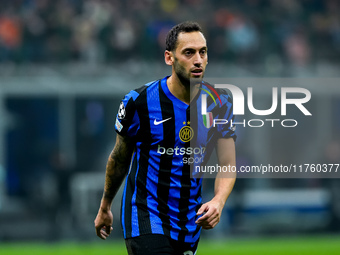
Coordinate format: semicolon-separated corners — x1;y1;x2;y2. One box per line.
167;75;199;105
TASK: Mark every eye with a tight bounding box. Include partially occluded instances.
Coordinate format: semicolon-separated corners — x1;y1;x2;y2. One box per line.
185;50;193;56
200;49;207;55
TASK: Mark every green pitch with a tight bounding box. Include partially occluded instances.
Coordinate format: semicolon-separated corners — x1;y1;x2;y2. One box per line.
1;236;339;255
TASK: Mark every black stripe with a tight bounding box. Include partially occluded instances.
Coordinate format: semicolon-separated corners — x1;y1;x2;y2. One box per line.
134;85;148;94
189;100;203;238
157;81;175;237
211;101;220;117
227;95;232;104
192;223;201;238
177;107;195;242
207;93;214;107
135;89;152;235
122;152;137;238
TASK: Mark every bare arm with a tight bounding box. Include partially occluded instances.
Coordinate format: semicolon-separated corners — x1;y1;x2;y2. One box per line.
213;137;236;206
196;137;236;229
94;133;135;239
102;133;135;207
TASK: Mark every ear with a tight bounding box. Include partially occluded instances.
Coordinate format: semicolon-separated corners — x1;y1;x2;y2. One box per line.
164;50;174;66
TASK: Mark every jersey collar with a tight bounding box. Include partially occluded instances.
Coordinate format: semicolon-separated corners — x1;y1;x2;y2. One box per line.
161;76;203;110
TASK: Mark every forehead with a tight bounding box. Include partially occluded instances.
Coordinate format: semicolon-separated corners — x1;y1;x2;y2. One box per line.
176;31;207;51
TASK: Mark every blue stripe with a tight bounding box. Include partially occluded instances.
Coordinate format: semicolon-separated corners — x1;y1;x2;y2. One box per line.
146;82;164;234
145;80;157;87
185;180;202;243
121;173;128;238
131;146;141;237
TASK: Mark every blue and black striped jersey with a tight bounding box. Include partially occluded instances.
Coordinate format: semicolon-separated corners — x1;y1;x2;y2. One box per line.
115;76;236;244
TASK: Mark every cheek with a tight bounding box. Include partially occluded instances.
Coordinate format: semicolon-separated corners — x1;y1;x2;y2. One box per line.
175;61;187;73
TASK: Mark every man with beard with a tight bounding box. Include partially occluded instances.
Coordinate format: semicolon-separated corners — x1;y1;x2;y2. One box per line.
94;21;237;255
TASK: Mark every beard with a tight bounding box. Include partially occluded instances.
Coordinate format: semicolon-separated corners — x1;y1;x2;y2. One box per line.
173;57;203;89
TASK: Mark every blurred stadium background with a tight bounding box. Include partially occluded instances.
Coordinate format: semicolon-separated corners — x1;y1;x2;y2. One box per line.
0;0;340;254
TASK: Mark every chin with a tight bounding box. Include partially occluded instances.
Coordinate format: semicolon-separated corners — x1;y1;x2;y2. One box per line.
190;77;203;86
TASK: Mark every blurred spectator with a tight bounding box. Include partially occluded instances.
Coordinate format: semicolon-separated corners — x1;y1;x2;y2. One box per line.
0;13;22;62
226;14;259;54
284;30;311;66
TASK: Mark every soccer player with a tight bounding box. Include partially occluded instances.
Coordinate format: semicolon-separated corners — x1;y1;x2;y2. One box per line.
94;21;236;255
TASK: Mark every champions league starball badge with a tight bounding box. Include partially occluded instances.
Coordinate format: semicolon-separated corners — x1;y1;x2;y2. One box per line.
118;102;126;119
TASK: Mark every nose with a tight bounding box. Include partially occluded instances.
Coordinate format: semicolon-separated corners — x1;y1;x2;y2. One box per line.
193;52;203;67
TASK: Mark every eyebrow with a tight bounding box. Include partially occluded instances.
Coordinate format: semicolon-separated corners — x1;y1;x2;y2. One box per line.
181;46;208;53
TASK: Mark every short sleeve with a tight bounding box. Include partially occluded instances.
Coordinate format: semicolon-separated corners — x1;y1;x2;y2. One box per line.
216;93;237;141
115;91;140;138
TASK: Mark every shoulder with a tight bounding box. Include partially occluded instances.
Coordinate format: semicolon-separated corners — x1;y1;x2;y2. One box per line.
124;79;160;103
217;88;233;105
201;81;233;105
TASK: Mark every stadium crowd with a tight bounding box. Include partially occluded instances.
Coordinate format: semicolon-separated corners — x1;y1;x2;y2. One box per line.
0;0;340;66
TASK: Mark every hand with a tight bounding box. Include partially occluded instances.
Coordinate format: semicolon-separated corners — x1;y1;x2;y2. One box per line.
195;200;224;229
94;208;113;240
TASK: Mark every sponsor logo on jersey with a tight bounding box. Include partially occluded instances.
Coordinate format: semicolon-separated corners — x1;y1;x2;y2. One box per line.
154;117;172;125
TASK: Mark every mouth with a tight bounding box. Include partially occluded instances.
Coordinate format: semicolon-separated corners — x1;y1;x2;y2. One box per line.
191;68;203;76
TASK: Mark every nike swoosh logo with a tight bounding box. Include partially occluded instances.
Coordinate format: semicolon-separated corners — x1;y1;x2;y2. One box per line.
154;117;172;125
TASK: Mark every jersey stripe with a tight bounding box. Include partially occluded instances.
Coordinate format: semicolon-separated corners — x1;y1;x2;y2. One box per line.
157;81;176;237
135;89;152;235
177;107;193;242
122;151;138;238
168;95;189;240
146;81;164;234
192;178;202;239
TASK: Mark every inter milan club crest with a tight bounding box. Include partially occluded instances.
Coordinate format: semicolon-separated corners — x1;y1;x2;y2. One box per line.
118;102;126;119
179;121;194;142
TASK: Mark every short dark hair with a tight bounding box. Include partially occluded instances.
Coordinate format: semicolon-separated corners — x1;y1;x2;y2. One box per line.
165;21;203;51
